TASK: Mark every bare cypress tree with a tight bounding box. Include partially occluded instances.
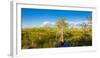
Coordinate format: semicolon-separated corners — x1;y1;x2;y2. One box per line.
55;18;68;42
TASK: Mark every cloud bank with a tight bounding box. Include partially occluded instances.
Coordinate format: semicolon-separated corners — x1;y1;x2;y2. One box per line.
22;20;89;28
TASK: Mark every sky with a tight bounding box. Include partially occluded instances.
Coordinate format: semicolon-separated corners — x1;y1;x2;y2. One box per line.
21;8;92;28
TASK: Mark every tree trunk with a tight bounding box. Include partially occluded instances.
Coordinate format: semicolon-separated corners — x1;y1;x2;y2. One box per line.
60;28;64;42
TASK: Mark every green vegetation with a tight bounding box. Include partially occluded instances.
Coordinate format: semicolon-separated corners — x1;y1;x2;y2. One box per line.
21;18;92;49
21;27;92;49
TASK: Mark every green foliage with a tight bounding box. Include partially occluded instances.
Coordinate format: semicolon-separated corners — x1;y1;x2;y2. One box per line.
21;27;92;49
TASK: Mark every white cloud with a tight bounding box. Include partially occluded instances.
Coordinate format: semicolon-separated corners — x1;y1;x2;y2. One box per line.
40;20;89;28
22;20;90;28
41;21;55;28
66;20;89;28
41;21;50;27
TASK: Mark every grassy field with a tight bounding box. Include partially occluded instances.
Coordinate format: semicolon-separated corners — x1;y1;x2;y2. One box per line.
21;27;92;49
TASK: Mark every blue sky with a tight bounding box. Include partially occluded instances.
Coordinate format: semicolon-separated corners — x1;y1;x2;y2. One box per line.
21;8;92;28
